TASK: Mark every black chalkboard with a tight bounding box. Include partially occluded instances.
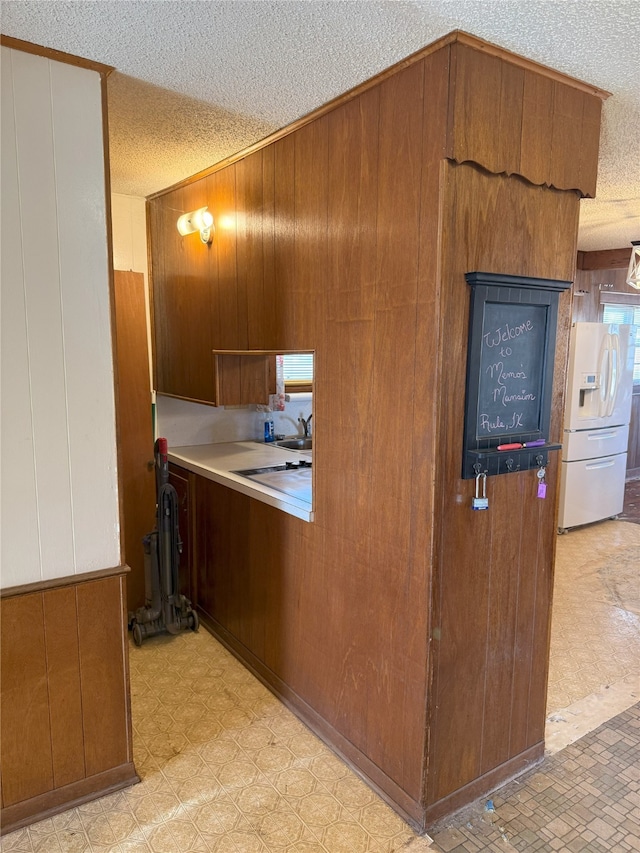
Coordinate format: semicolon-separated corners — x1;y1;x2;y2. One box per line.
462;272;571;478
476;302;547;439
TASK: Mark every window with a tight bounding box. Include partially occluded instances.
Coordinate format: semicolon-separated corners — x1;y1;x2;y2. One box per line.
601;304;640;383
282;353;314;392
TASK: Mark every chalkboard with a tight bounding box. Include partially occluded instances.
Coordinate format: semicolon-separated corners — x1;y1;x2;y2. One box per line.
476;302;547;439
462;272;571;478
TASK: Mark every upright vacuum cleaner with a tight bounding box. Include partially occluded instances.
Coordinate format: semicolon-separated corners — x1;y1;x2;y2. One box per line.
129;437;198;646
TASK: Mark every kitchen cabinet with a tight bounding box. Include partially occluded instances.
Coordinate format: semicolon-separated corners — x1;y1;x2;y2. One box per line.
168;464;195;601
148;171;276;406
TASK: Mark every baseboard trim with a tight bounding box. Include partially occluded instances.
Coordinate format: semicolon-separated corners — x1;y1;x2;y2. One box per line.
196;609;425;830
0;763;139;836
425;742;544;826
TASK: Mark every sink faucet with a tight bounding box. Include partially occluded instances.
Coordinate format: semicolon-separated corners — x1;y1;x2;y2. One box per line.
298;414;312;437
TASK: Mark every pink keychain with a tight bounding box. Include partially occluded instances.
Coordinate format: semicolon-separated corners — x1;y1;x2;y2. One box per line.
537;466;546;499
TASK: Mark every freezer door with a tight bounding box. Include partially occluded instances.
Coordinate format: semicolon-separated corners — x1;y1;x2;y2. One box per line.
562;424;630;462
564;323;635;431
558;453;628;530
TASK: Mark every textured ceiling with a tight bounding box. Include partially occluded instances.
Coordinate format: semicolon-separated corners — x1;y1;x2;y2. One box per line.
2;0;639;251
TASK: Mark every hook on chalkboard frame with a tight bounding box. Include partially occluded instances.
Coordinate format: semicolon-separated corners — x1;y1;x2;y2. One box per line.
461;272;570;479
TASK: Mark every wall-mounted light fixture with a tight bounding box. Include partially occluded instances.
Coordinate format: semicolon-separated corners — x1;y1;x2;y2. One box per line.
176;206;214;244
626;240;640;290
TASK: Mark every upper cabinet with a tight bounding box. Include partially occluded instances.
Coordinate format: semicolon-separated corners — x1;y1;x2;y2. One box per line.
148;163;277;406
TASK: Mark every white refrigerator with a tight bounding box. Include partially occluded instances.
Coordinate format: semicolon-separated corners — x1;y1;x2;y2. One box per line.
558;322;636;532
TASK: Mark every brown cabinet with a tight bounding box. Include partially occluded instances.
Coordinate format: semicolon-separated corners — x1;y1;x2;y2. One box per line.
168;464;194;601
148;176;277;406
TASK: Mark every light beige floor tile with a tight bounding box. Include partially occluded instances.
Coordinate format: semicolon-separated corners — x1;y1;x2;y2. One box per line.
4;518;636;853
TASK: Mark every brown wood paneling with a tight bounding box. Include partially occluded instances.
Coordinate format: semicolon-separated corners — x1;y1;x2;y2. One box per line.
549;83;586;193
579;247;632;270
77;577;130;776
322;86;379;548
572;269;601;323
42;587;86;788
113;270;156;611
168;464;194;602
209;166;241;350
0;594;54;805
448;46;601;197
0;572;136;833
236;151;265;349
1;763;138;837
578;94;603;198
293;116;328;350
213;353;274;405
520;71;555;187
148;183;215;401
427;162;580;807
273;134;296;345
147;35;602;828
449;44;523;176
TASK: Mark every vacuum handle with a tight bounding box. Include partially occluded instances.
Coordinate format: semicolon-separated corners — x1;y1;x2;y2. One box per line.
156;437;168;464
155;437;169;490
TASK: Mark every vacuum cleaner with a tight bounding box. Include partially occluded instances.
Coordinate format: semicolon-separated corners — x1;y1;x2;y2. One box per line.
128;437;199;646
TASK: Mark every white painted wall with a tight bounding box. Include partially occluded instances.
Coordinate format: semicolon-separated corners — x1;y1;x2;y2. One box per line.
111;194;147;274
1;46;120;588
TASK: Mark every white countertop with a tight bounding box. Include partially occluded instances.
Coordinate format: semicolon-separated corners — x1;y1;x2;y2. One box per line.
168;441;314;522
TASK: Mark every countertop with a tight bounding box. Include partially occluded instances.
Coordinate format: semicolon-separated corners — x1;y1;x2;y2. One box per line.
168;441;314;522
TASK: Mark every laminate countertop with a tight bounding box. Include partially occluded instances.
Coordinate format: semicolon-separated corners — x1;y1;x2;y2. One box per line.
168;441;314;522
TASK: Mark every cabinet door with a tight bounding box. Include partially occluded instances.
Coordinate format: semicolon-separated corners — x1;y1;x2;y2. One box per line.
168;465;194;601
213;352;276;406
148;188;216;403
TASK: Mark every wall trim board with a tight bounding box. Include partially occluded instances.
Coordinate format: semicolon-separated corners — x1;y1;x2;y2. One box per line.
195;610;425;830
0;564;129;599
0;763;139;836
424;742;544;826
578;247;632;270
0;35;113;76
147;30;608;201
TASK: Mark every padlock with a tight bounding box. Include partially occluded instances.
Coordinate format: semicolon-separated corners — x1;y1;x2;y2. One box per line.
472;472;489;510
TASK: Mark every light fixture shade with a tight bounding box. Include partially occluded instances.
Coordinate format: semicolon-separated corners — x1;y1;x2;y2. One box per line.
626;240;640;290
176;206;214;243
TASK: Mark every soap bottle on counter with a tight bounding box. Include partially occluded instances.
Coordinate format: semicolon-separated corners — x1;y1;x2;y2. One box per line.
264;416;274;443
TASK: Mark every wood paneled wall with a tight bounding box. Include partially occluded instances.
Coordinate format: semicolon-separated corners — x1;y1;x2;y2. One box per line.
0;572;137;834
426;163;579;818
148;33;604;827
447;42;602;196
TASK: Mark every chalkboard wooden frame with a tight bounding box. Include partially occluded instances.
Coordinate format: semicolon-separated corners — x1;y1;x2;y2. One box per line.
462;272;571;478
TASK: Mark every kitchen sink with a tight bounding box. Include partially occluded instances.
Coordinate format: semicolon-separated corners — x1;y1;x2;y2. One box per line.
274;437;312;451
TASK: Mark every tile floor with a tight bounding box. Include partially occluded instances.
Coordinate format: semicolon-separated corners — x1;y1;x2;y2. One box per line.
2;518;639;853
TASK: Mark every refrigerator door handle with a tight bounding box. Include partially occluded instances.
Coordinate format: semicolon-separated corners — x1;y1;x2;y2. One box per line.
606;333;619;418
586;430;619;441
597;333;609;418
585;459;616;470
